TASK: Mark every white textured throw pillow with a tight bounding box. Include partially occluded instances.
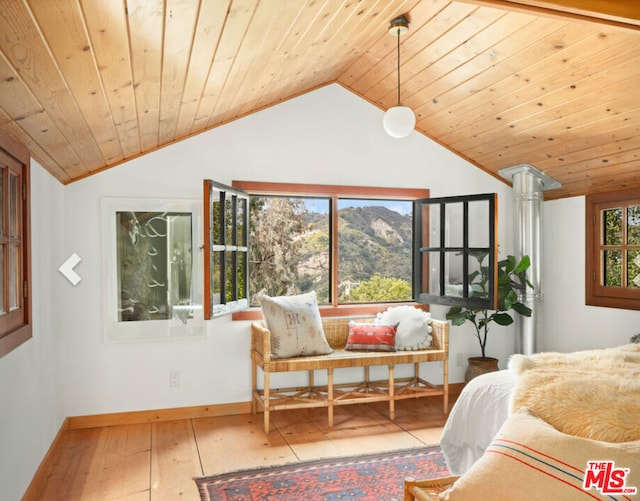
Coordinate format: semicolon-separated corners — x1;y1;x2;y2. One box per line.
259;291;332;359
377;305;432;350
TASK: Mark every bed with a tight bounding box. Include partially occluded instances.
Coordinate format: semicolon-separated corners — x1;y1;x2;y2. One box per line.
440;343;640;475
420;343;640;500
440;369;516;474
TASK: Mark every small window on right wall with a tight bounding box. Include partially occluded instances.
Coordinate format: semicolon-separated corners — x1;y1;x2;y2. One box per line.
586;188;640;310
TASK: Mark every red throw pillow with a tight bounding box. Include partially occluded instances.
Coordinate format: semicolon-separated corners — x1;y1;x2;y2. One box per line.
346;322;397;352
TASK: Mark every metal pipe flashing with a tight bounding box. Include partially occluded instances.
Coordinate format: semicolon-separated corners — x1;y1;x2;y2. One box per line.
499;164;561;355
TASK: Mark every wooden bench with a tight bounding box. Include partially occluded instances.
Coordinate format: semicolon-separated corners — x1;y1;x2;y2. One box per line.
251;317;449;433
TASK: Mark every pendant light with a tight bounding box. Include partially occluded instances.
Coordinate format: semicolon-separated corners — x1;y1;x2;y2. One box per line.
383;15;415;138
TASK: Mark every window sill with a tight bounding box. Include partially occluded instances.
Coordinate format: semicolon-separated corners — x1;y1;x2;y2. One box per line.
231;302;429;321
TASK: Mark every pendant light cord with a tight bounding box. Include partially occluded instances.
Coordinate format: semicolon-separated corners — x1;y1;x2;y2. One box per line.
396;27;401;106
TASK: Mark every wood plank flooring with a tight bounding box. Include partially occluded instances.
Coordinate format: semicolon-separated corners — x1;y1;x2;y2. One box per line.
34;396;455;500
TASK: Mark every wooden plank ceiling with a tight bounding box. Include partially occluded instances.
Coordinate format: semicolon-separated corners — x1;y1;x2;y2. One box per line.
0;0;639;200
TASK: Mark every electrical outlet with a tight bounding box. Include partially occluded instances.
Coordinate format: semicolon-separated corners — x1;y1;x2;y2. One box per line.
455;353;463;367
169;370;181;387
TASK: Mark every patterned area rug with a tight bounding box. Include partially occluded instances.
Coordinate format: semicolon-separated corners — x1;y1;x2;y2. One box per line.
195;446;449;501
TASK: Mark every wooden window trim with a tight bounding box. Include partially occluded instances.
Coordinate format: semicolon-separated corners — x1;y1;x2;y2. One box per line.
231;181;429;320
0;131;32;358
586;188;640;310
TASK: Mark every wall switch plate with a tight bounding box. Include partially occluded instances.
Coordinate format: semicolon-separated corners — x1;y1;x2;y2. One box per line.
455;353;463;367
169;370;181;387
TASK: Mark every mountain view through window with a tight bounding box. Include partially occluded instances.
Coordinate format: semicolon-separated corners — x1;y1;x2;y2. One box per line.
248;196;413;305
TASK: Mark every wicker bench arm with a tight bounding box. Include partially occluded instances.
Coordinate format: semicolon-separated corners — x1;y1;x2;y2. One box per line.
251;321;271;362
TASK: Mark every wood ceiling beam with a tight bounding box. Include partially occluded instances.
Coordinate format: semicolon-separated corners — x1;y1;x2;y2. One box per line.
458;0;640;30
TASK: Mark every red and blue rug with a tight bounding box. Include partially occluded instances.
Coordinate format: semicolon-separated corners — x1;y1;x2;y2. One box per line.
195;446;449;501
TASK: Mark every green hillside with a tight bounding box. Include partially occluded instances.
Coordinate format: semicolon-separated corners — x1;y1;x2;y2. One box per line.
297;205;412;301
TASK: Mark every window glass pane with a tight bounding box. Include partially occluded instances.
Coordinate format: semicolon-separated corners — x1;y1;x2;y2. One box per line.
168;214;192;304
445;202;464;248
212;197;222;246
603;249;622;287
426;251;440;296
628;250;640;288
468;200;489;248
444;251;464;296
9;243;18;310
237;252;247;301
249;196;329;305
427;203;440;248
237;197;246;248
468;250;490;299
337;199;412;303
116;211;193;321
225;253;235;302
603;208;622;246
212;251;223;305
8;171;18;238
225;197;234;246
627;206;640;245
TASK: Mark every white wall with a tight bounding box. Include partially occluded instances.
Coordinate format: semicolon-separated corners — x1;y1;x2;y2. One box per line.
541;196;640;351
0;163;65;501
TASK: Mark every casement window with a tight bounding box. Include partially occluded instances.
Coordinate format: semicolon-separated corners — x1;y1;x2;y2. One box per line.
414;193;497;311
203;180;498;319
203;180;250;318
0;132;31;358
586;188;640;310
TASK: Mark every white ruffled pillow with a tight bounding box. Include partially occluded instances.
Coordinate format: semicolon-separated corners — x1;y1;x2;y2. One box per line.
376;305;432;350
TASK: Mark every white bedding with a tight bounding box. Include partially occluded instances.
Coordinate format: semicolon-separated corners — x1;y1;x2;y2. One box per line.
440;369;517;475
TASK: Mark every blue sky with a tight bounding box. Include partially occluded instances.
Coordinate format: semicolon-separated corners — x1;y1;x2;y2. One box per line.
304;198;412;216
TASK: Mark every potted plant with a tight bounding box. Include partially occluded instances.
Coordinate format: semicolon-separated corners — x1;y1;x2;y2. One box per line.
446;253;533;382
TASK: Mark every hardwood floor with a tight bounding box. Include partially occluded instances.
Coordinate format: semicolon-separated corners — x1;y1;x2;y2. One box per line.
34;396;454;500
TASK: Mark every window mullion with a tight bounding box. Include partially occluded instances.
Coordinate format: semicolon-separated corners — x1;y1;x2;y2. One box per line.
330;195;338;307
219;190;227;305
2;167;7;316
462;201;469;299
623;205;628;288
231;194;238;303
439;202;446;297
2;167;11;315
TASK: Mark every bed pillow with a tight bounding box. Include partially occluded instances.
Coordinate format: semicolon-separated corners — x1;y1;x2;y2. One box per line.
377;305;432;350
259;291;332;359
439;410;640;501
345;321;397;352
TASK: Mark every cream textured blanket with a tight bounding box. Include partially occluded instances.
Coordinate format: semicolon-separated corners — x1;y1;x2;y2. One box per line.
508;343;640;442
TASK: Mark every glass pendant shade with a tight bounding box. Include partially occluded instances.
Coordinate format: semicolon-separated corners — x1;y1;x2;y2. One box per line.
383;105;416;138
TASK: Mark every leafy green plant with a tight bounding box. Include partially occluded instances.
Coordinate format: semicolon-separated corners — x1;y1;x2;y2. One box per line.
446;254;533;358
